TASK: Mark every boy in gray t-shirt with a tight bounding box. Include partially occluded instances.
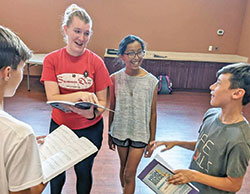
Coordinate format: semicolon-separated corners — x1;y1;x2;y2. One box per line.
150;63;250;194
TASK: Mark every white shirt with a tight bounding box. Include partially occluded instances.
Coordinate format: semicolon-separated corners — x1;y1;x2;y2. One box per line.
0;110;43;193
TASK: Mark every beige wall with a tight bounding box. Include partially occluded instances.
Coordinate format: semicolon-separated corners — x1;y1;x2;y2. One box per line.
0;0;248;55
0;0;249;75
238;0;250;62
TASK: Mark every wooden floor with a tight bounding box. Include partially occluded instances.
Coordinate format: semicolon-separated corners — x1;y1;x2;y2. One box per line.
5;77;250;194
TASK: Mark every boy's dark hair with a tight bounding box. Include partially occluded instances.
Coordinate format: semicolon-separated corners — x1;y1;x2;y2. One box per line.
118;35;145;55
0;25;32;70
217;63;250;105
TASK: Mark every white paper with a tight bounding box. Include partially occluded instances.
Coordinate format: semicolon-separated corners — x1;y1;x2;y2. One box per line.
138;154;199;194
39;125;98;183
154;154;175;171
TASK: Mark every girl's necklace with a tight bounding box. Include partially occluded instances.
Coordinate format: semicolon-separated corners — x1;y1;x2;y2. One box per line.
125;76;136;96
125;68;145;96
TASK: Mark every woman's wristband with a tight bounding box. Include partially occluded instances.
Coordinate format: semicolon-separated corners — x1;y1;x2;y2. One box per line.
87;110;96;120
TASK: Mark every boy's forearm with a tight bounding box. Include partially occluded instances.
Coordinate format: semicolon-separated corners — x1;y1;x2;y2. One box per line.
192;171;243;192
30;183;47;194
9;183;46;194
174;141;196;150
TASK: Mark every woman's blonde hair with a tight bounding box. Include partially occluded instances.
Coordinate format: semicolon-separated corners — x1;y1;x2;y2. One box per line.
62;4;92;42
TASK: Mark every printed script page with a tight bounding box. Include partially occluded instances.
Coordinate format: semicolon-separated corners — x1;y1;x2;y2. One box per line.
39;125;98;183
138;154;199;194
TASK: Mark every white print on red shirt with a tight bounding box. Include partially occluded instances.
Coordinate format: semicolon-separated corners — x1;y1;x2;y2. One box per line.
57;73;93;90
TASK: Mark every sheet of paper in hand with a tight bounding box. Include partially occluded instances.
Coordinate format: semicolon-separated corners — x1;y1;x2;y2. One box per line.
138;154;199;194
39;124;98;183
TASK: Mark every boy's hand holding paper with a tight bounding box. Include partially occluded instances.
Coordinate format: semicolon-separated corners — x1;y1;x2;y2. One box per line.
138;154;199;194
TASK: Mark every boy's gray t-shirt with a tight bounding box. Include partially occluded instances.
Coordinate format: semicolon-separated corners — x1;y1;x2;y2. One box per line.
110;68;158;143
190;108;250;194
